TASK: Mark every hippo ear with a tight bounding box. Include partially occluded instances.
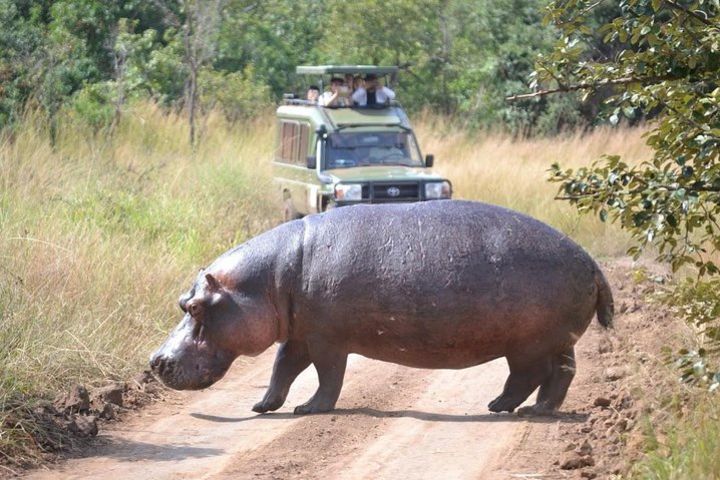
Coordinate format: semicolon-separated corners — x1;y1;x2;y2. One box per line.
205;273;221;292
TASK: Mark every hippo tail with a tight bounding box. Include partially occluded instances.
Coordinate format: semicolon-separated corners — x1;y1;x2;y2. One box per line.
594;267;614;328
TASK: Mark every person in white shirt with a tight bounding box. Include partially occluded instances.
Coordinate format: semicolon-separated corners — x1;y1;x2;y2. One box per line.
319;77;352;107
351;73;395;106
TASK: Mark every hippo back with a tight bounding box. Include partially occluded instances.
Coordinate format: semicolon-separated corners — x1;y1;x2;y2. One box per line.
292;200;600;368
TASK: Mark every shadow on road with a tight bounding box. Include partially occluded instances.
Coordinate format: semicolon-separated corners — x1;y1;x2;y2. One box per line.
190;408;587;425
68;437;224;462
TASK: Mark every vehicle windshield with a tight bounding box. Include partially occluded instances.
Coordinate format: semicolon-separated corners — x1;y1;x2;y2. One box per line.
324;131;423;169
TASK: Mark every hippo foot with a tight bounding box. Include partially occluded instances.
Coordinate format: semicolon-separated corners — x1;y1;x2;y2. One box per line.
488;395;518;413
293;402;333;415
252;399;283;414
516;404;558;417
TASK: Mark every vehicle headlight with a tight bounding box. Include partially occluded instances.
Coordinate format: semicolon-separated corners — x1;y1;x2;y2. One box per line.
334;183;363;201
424;181;452;199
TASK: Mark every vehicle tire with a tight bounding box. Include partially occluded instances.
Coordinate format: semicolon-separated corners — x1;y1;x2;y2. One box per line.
283;198;303;222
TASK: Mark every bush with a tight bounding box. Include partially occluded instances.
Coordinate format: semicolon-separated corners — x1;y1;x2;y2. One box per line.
199;67;272;123
68;82;116;130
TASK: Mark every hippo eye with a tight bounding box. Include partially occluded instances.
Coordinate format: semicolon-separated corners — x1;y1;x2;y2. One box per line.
188;302;201;317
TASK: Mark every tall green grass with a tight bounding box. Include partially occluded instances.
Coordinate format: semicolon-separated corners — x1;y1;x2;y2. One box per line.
0;102;650;465
629;398;720;479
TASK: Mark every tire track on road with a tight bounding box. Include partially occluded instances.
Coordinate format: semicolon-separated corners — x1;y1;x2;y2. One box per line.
213;359;435;479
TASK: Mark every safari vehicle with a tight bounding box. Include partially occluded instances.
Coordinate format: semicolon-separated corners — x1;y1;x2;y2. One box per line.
273;65;452;221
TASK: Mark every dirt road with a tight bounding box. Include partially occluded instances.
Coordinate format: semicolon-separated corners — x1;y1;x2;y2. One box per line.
24;343;585;480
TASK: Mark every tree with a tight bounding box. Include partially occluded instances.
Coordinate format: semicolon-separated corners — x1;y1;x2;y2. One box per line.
153;0;226;146
0;0;48;127
527;0;720;386
318;0;594;134
534;0;719;273
215;0;325;99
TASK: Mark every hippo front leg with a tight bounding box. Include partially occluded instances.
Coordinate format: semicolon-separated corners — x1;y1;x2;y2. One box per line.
253;340;311;413
294;336;348;415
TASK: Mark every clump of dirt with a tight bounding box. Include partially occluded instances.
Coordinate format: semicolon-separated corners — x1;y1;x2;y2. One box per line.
0;370;165;473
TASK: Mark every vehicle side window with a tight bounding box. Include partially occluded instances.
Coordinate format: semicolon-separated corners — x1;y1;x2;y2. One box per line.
297;124;309;163
278;121;310;165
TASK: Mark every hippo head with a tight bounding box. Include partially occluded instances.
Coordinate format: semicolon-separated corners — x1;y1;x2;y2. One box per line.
150;271;278;390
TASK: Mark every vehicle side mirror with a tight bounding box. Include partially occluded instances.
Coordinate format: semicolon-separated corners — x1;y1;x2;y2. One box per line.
425;154;434;168
306;155;317;169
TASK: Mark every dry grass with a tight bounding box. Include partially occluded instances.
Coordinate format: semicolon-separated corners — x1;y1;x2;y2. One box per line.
414;114;653;257
0;105;278;464
0;103;649;465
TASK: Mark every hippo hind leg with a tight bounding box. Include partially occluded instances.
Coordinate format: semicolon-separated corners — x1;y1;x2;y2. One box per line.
517;347;576;416
488;356;552;413
294;336;348;415
253;340;311;413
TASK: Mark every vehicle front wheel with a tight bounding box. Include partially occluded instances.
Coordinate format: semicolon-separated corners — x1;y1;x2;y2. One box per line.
283;198;303;222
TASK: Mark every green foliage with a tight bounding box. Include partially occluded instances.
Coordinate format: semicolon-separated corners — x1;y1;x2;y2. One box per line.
629;398;720;479
215;0;326;98
0;0;49;126
199;66;272;122
0;0;612;136
668;277;720;392
542;1;720;388
318;0;585;134
675;348;720;392
69;82;116;129
545;1;720;273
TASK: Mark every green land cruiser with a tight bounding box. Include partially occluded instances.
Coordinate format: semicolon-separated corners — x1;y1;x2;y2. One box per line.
273;65;452;221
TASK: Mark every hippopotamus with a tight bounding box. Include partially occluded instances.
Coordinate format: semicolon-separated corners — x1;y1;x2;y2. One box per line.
150;200;613;415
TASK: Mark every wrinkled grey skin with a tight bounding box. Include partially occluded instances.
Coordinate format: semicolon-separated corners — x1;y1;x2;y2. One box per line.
151;200;613;415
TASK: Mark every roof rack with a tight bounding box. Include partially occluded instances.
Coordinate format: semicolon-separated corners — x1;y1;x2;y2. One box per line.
282;99;401;109
296;65;399;76
283;98;316;106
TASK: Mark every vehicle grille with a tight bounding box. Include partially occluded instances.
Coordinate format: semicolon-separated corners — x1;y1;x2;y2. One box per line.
367;182;420;202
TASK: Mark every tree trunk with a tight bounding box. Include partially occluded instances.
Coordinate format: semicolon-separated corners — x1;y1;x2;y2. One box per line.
188;62;197;148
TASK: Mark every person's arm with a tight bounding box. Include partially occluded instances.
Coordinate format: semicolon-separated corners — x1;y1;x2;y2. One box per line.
382;86;396;102
319;91;339;106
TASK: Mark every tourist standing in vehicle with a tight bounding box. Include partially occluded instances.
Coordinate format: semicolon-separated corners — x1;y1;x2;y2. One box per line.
319;77;351;107
352;73;395;106
353;75;363;93
307;85;320;103
344;74;355;91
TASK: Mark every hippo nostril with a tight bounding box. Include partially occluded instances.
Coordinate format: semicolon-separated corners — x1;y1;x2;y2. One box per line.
150;355;162;371
150;356;171;377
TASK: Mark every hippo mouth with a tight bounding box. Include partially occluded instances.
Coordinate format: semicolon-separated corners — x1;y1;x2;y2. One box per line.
150;351;232;391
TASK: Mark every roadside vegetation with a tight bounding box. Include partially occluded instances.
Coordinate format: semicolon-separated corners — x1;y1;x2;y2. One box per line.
632;398;720;479
535;1;720;477
0;106;278;466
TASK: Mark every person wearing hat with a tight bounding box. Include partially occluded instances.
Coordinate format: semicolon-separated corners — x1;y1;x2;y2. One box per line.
351;73;395;106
